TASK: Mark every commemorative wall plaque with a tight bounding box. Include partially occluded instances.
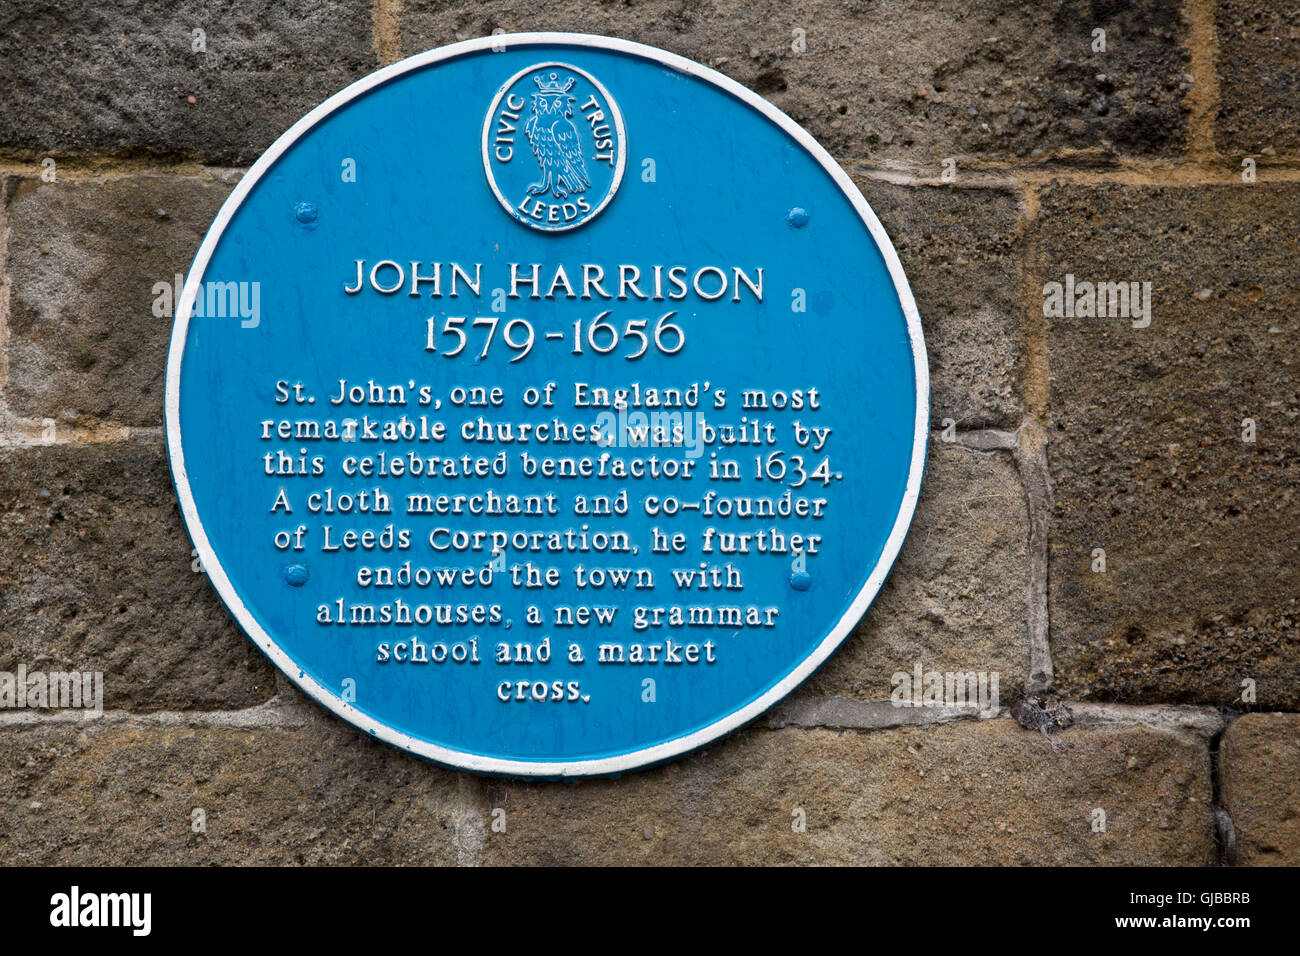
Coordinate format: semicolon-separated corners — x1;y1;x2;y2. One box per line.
166;34;928;776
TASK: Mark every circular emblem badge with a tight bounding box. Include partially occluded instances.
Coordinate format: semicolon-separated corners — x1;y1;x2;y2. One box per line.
482;62;626;232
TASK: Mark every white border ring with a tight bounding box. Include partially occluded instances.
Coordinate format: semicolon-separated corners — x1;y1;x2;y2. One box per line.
165;33;930;778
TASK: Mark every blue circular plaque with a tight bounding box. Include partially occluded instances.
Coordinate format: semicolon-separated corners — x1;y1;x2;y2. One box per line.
166;34;928;777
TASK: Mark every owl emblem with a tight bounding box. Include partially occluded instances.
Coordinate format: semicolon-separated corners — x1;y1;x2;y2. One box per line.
523;73;591;200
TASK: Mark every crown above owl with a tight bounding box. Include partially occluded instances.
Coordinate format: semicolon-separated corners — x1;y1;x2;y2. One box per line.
534;72;576;94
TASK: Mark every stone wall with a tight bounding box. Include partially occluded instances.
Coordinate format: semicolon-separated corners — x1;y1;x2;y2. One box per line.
1;0;1295;865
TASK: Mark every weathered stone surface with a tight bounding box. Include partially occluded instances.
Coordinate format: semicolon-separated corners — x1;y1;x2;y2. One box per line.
1040;184;1300;708
400;0;1189;162
1215;0;1300;156
1220;713;1300;866
0;716;471;865
2;175;231;427
481;719;1215;864
802;440;1029;701
0;1;377;165
857;180;1023;427
0;442;275;711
